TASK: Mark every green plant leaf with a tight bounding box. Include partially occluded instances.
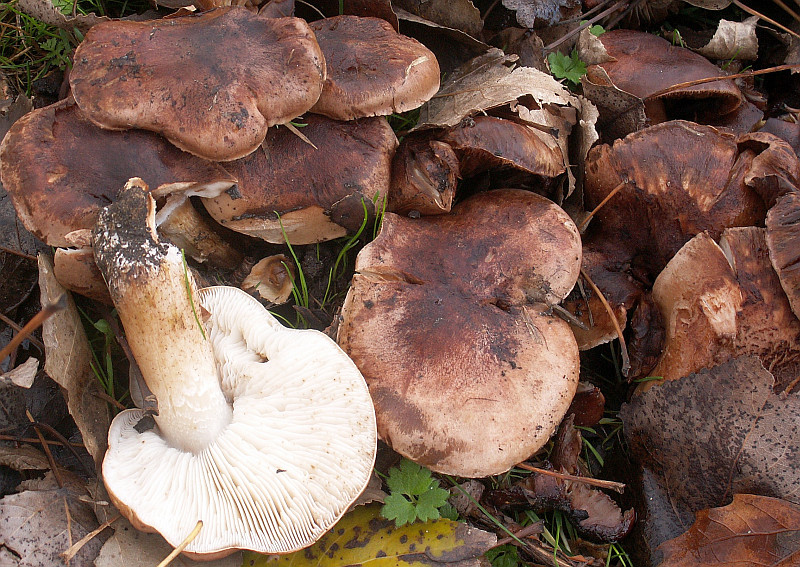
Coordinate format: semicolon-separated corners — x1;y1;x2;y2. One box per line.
381;493;418;527
485;544;521;567
243;503;496;566
547;50;587;85
415;487;451;522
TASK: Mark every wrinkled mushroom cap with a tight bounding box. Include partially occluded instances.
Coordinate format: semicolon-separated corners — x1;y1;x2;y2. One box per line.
70;8;326;161
103;286;377;557
766;191;800;318
0;97;236;248
337;189;581;477
309;16;440;120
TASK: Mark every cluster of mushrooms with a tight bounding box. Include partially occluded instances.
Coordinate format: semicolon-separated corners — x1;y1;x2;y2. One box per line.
3;1;800;561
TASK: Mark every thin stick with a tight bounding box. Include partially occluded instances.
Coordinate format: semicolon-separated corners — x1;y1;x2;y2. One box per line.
494;522;544;547
646;64;800;101
156;521;203;567
544;0;627;52
0;312;44;351
284;121;318;150
770;0;800;25
61;515;120;561
0;245;36;261
25;419;96;478
92;390;127;412
580;268;630;377
0;297;65;362
733;0;800;40
0;434;85;447
516;462;626;494
578;180;627;232
26;409;63;488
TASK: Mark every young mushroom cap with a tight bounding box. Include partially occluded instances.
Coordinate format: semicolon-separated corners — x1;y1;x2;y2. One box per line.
70;8;326;161
94;179;377;557
337;189;581;477
309;15;440;121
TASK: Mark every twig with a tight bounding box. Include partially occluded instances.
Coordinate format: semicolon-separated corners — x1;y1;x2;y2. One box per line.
0;434;85;447
24;418;96;478
646;64;800;101
516;462;626;494
578;180;627;232
0;297;65;362
0;245;36;261
26;409;63;488
493;522;544;547
733;0;800;40
61;514;120;562
156;521;203;567
544;0;627;52
580;268;630;377
0;312;44;351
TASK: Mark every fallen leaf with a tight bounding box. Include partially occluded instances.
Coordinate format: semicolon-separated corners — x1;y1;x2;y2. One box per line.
393;0;482;37
0;471;105;566
695;17;759;61
245;503;497;566
0;444;49;472
658;494;800;566
620;356;800;552
415;48;578;131
0;357;38;388
16;0;109;33
95;516;242;567
501;0;581;27
38;254;110;470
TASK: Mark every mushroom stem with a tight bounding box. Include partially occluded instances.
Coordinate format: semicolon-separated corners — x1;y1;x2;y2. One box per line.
93;178;232;453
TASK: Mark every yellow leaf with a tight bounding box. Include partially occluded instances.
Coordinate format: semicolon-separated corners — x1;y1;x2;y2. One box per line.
243;504;496;566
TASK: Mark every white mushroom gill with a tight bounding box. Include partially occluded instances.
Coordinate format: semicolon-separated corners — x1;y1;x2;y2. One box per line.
96;180;377;557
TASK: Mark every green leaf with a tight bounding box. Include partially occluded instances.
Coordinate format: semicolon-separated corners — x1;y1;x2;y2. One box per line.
547;50;587;85
485;544;521;567
415;487;451;522
244;503;497;567
386;459;435;497
381;493;418;527
590;24;605;36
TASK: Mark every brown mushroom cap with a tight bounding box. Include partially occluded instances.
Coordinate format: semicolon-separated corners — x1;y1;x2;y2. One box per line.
70;8;325;161
590;29;742;123
201;113;397;244
309;15;440;120
388;135;460;216
0;97;236;248
337;189;581;477
766;191;800;319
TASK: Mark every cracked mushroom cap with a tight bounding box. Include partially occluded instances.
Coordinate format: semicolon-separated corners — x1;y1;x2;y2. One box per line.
95;180;377;557
337;189;581;477
70;7;325;161
201;113;397;244
309;15;440;120
0;97;235;248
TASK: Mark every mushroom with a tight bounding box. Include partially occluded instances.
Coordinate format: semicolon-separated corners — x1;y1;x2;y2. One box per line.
308;15;440;121
240;254;295;305
70;8;326;161
94;178;377;558
766;191;800;318
201;113;397;244
337;189;581;477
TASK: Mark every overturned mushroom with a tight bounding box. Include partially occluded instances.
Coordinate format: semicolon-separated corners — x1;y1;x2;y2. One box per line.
337;189;581;477
94;179;377;557
70;8;326;161
309;15;440;121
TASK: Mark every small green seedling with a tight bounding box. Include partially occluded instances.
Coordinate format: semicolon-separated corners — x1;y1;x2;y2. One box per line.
485;544;522;567
381;459;451;526
547;50;587;86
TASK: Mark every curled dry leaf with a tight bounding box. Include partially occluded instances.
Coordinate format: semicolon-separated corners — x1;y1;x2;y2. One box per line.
658;494;800;567
501;0;581;27
695;16;759;61
38;254;110;469
620;356;800;555
0;356;37;388
393;0;482;38
17;0;109;33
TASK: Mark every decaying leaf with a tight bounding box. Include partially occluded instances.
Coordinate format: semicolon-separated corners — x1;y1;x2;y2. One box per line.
695;17;759;61
0;357;38;388
17;0;109;32
95;517;242;567
245;503;497;566
658;494;800;567
621;356;800;553
393;0;482;38
38;254;110;469
501;0;581;27
0;444;49;472
415;49;578;130
0;471;106;566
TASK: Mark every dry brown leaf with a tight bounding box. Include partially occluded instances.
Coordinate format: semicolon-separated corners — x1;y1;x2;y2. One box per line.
393;0;482;37
17;0;108;32
0;471;105;566
0;444;49;472
95;516;242;567
38;254;110;470
0;357;37;388
695;16;759;61
681;0;731;8
415;48;578;130
501;0;581;27
621;356;800;552
658;494;800;566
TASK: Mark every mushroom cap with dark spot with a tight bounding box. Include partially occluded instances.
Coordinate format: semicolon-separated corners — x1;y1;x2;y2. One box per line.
70;8;325;161
309;15;440;121
337;189;582;477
